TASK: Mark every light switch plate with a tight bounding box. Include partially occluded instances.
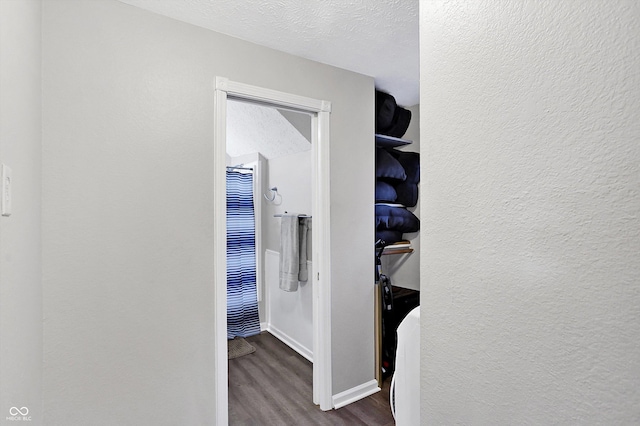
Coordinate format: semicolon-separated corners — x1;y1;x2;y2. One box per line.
2;164;12;216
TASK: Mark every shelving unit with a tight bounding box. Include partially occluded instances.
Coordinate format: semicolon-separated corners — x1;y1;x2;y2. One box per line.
375;93;420;388
375;134;418;387
381;241;414;256
382;248;414;255
375;133;412;148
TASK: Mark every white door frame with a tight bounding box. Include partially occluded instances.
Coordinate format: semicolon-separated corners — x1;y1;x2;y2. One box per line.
213;77;333;425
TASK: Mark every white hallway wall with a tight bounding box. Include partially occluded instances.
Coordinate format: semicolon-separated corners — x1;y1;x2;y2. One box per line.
42;0;374;424
0;1;43;425
421;1;640;424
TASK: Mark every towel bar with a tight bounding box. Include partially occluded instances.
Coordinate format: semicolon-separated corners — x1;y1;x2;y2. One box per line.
274;212;312;218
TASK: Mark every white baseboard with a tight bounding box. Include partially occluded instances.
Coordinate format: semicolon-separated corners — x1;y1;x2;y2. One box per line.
260;322;268;332
332;379;380;409
267;324;313;363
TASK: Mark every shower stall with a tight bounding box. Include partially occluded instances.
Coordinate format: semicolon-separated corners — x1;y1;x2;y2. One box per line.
226;167;261;339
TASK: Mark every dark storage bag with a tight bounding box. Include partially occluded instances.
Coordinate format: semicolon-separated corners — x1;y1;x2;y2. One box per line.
375;148;406;181
389;150;420;207
390;150;420;183
375;205;420;233
394;182;419;208
375;90;397;133
384;106;412;138
375;181;398;203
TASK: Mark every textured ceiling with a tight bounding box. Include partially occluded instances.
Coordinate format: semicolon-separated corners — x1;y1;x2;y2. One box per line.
118;0;419;106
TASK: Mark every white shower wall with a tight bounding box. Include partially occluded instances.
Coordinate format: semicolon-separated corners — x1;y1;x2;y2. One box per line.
265;250;313;360
263;149;313;359
263;150;312;253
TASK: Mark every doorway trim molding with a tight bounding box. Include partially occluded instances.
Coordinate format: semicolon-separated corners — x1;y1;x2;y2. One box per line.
213;77;333;425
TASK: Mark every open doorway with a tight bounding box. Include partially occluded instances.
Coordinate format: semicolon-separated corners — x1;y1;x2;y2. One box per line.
225;99;315;421
213;78;333;425
225;99;313;353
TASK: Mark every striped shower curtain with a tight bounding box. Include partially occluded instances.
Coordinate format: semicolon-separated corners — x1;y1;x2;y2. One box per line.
226;170;261;339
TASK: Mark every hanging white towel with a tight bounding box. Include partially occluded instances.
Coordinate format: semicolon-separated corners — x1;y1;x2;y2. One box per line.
279;213;300;292
298;217;310;282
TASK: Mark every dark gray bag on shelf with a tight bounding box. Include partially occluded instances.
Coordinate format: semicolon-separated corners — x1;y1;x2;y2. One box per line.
375;90;397;133
375;90;412;138
384;106;412;138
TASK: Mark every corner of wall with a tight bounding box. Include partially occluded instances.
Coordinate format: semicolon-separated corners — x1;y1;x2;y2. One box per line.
0;0;43;424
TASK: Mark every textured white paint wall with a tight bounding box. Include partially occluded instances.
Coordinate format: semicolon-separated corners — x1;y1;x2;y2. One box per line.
42;0;374;423
420;1;640;423
0;1;43;424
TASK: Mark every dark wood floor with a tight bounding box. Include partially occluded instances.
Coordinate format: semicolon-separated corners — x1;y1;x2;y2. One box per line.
228;332;394;426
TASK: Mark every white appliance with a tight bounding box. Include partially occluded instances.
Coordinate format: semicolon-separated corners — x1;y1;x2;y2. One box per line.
390;306;420;425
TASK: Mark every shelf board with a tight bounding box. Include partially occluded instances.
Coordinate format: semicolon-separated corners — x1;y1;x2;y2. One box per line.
375;133;412;148
381;248;414;255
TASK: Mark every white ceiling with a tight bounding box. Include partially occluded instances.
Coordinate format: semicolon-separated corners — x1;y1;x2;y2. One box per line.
227;101;310;160
118;0;419;106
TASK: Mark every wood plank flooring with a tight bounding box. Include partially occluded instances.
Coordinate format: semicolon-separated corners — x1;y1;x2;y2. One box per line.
228;332;395;426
